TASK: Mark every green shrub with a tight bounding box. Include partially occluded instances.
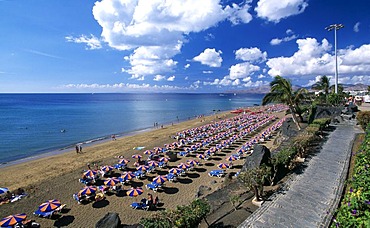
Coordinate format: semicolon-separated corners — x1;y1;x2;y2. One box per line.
312;118;331;129
140;199;210;228
357;111;370;131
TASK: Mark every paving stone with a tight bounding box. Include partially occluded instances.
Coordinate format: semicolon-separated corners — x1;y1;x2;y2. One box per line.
238;123;363;228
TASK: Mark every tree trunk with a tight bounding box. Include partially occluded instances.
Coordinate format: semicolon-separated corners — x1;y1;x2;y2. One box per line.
289;106;301;130
253;185;260;201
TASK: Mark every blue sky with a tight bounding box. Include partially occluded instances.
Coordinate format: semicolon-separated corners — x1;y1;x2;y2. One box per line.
1;0;370;93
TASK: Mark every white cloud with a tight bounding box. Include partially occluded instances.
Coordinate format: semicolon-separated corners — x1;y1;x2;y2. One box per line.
167;75;175;81
193;48;223;67
184;76;189;80
60;82;190;92
266;38;370;81
203;70;213;74
184;63;190;69
257;74;266;79
229;62;260;80
153;74;166;81
270;34;298;45
205;33;215;41
92;0;252;78
65;34;102;50
122;44;180;79
235;47;267;62
255;0;308;23
353;22;360;32
267;38;332;76
286;29;294;35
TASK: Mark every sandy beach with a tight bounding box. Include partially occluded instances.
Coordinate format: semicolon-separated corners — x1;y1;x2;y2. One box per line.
0;107;287;227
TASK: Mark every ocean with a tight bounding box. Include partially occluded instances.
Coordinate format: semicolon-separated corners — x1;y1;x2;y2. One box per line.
0;93;264;164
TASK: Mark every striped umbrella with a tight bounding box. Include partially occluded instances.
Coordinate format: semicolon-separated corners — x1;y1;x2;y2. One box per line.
218;163;230;169
83;170;97;177
226;156;237;162
136;165;148;172
0;187;9;194
196;154;206;160
120;172;135;181
169;168;182;175
159;157;169;163
79;186;97;196
144;150;153;155
104;178;120;186
118;158;130;164
101;166;113;172
39;199;61;212
177;163;190;170
126;187;144;197
0;214;27;227
148;161;158;167
153;175;167;184
187;160;199;166
132;154;142;159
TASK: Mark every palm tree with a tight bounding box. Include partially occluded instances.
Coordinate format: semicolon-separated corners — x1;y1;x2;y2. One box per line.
312;75;330;95
262;75;307;130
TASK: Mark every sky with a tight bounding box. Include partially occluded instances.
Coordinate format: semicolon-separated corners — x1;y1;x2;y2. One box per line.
1;0;370;93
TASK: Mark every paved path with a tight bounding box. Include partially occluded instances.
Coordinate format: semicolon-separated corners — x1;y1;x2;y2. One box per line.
239;121;363;228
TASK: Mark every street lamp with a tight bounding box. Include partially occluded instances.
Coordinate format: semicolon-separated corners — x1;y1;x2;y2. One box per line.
325;24;344;94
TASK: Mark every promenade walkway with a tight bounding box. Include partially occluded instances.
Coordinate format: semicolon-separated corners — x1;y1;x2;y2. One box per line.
239;121;363;228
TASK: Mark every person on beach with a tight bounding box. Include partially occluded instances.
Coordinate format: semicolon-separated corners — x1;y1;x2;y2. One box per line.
111;135;116;140
79;144;83;153
87;163;91;170
75;145;79;154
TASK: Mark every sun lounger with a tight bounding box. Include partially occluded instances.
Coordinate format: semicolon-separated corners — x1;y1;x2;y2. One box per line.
145;182;161;192
134;170;145;179
165;173;177;182
158;161;167;168
33;210;54;218
208;170;225;178
54;204;66;213
130;202;149;210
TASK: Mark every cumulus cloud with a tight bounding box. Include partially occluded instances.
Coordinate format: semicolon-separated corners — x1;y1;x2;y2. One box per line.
266;38;370;83
229;62;260;80
267;38;332;76
353;22;360;32
184;63;190;69
203;70;213;74
235;47;267;62
65;34;102;50
193;48;223;67
255;0;308;23
122;44;180;79
91;0;252;78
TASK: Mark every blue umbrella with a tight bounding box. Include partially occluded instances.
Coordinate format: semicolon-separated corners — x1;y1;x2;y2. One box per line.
0;187;9;194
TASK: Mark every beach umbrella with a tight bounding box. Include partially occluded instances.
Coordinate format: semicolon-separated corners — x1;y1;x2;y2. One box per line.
169;168;182;175
132;154;142;159
177;163;190;170
79;186;97;196
0;187;9;194
187;160;199;166
83;170;97;177
136;165;147;172
126;187;144;197
104;178;120;186
153;175;167;184
148;161;158;167
153;147;163;153
39;199;61;212
196;154;206;160
144;150;153;155
218;163;230;169
100;166;113;172
159;157;169;163
226;156;237;162
120;172;135;181
0;214;27;227
118;158;130;164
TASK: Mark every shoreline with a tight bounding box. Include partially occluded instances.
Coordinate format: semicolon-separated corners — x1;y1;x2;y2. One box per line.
0;112;212;169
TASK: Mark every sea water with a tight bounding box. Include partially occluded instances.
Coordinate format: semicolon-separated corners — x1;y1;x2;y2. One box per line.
0;93;263;164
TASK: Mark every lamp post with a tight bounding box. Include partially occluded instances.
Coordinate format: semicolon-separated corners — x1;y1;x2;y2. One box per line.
325;24;344;94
